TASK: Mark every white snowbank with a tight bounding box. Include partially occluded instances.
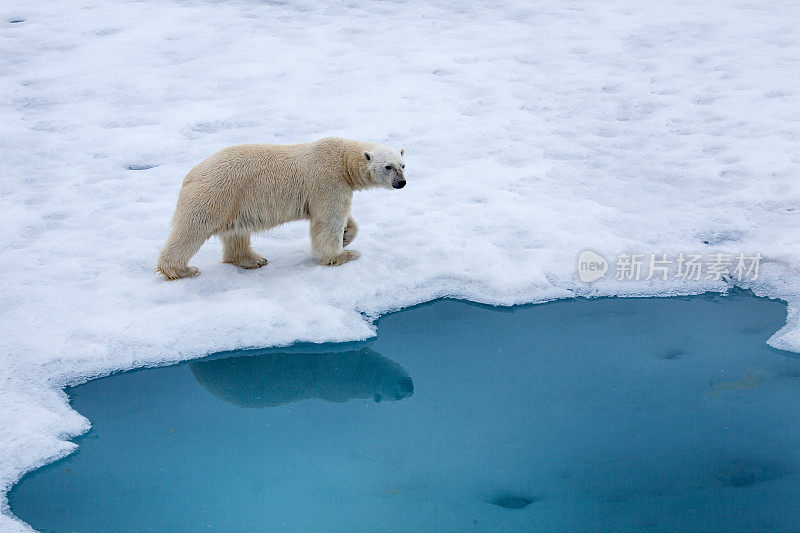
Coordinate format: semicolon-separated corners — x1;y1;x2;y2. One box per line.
1;0;799;529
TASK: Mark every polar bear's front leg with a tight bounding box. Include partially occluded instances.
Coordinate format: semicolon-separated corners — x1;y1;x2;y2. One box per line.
343;215;358;247
310;215;360;266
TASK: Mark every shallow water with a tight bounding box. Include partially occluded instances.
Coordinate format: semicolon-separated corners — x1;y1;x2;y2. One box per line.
10;292;800;532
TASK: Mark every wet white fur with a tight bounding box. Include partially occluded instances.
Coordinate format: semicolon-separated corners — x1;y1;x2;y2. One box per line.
157;137;405;279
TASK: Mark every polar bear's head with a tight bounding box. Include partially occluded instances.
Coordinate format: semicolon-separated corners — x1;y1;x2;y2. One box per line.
364;146;406;189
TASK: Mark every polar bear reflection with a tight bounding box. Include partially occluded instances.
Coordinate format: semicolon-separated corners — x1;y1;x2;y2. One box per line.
189;348;413;408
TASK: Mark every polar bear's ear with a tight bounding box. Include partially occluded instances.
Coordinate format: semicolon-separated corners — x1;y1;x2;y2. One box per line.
400;148;404;156
363;152;371;161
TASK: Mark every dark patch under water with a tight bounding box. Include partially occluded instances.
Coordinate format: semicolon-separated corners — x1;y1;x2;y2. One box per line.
9;291;800;532
489;495;537;509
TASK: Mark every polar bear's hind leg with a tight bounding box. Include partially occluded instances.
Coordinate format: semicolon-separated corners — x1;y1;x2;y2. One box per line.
221;233;269;269
157;225;208;280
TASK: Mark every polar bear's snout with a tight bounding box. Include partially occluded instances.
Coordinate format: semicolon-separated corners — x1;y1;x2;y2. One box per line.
390;165;406;189
373;375;414;403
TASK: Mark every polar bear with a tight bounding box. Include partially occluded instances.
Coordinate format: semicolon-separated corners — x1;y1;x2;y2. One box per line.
156;137;406;280
189;348;414;407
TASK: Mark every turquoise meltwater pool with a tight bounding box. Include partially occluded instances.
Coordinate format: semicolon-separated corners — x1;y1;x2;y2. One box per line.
9;292;800;532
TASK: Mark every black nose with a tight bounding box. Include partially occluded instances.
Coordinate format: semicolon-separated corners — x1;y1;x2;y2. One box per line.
393;179;406;189
396;377;414;398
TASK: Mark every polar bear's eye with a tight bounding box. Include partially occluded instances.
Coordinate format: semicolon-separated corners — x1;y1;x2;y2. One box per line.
385;165;393;170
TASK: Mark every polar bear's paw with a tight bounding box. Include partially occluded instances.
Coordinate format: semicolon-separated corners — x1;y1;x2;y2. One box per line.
157;264;200;280
321;250;360;266
230;253;269;270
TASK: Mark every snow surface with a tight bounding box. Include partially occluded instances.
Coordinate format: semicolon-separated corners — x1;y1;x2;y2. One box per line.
1;0;799;530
